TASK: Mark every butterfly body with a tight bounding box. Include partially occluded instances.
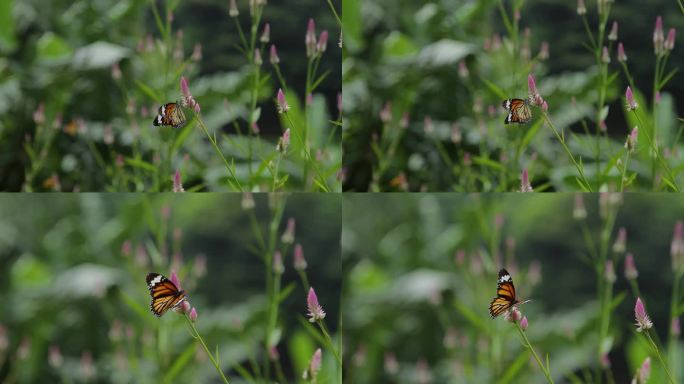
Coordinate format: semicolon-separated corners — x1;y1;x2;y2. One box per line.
153;102;186;128
489;268;519;318
502;98;532;124
146;272;187;317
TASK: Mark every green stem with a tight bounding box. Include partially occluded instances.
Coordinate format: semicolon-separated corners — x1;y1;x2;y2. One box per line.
645;331;676;384
316;319;342;366
196;115;243;191
185;314;230;384
542;112;592;191
514;321;554;383
632;111;679;191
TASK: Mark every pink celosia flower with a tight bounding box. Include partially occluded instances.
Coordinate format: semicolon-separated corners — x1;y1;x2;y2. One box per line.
270;45;280;65
281;218;295;244
624;253;638;280
458;60;469;78
577;0;586;15
520;169;533;192
254;49;262;66
170;271;182;290
189;307;198;322
527;74;545;107
303;348;322;381
294;244;307;271
539;41;549;60
384;352;399;375
379;102;392;123
608;21;618;41
625;127;638;152
665;28;676;51
600;354;610;369
613;227;627;253
625;86;638;111
317;31;328;54
260;23;270;43
520;316;528;331
617;42;627;62
634;297;653;332
305;19;317;58
241;192;255;210
49;345;63;368
639;357;651;383
179;76;200;114
276;128;290;153
672;317;681;336
601;46;611;64
191;43;202;61
81;351;95;381
273;251;284;274
173;169;184;192
307;287;326;322
423;116;434;134
573;194;587;220
229;0;239;17
653;16;664;55
276;88;289;113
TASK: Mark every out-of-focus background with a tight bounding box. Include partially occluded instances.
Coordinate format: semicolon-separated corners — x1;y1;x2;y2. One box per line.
343;193;684;383
0;193;341;383
342;0;684;192
0;0;341;191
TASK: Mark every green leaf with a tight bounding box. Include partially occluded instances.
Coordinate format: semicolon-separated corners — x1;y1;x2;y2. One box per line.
499;352;529;384
71;41;128;70
36;32;72;63
482;78;506;101
125;158;158;172
0;0;16;51
135;80;163;103
382;31;418;58
473;156;505;171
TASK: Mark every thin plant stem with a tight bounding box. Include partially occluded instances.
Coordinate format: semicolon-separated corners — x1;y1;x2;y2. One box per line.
541;112;592;191
631;111;680;191
514;321;554;384
196;115;243;191
316;319;342;366
184;314;230;384
644;330;676;384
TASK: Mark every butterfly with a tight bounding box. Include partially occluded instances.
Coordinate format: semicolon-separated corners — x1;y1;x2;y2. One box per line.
146;272;187;317
489;268;520;318
502;98;532;124
153;102;186;128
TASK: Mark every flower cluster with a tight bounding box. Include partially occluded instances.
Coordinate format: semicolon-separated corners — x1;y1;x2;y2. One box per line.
180;77;201;114
527;74;548;111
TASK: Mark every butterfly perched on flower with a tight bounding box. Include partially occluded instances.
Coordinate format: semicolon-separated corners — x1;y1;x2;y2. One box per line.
153;102;186;128
489;268;520;318
146;272;187;317
502;98;532;124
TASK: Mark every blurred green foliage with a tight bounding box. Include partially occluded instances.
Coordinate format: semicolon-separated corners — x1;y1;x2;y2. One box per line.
342;0;684;192
0;0;341;191
343;193;684;383
0;193;341;383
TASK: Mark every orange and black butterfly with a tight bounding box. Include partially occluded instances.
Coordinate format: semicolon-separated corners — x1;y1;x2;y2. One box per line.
146;272;187;317
489;268;519;318
153;102;186;128
502;98;532;124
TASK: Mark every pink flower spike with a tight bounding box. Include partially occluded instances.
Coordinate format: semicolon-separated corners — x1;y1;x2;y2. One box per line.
577;0;586;15
276;88;289;113
170;271;182;290
520;169;533;192
601;46;610;64
541;100;548;111
260;23;270;44
305;18;317;57
624;253;638;279
600;354;611;368
273;251;284;274
317;30;328;54
655;91;661;104
665;28;676;51
605;260;616;283
173;169;184;192
527;74;538;97
617;42;627;62
304;348;322;381
282;217;295;244
229;0;239;17
269;45;280;65
307;287;326;322
634;297;653;332
639;357;651;383
294;244;307;271
613;227;627;253
654;16;664;55
458;60;469;78
625;126;638;152
254;49;262;66
625;86;638;111
608;21;618;41
189;307;198;322
520;316;528;331
180;77;191;99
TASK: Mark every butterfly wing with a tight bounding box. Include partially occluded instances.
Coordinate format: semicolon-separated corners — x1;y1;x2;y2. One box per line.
152;103;186;128
146;272;187;317
489;268;518;318
502;98;532;124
